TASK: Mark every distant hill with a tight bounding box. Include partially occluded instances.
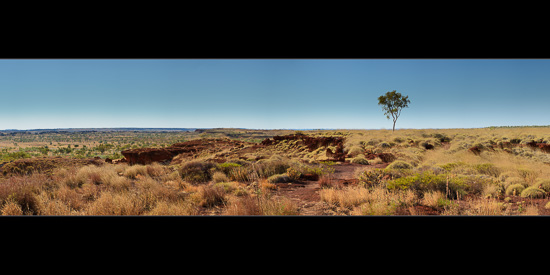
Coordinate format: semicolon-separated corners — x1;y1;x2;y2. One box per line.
1;128;199;133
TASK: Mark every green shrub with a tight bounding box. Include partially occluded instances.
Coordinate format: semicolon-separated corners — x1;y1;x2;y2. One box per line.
386;171;468;199
218;162;242;169
505;184;525;196
520;187;545;198
0;151;31;162
386;160;412;170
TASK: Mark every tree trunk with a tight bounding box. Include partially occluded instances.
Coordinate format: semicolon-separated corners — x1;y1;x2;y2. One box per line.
392;121;396;132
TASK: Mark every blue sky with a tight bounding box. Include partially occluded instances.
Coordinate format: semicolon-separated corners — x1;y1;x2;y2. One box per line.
1;59;549;130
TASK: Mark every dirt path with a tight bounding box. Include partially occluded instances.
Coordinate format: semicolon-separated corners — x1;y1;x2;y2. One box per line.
272;163;389;215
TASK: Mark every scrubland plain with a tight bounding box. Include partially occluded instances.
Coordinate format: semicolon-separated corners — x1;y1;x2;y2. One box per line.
2;127;550;216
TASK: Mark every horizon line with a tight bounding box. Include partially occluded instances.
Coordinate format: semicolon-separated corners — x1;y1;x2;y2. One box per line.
2;125;550;131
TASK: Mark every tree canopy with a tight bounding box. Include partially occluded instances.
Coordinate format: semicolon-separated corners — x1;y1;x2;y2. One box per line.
378;90;410;132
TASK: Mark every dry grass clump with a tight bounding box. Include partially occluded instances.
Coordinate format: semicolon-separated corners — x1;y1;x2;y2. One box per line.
1;199;24;215
84;192;144;215
352;187;416;215
482;183;500;198
212;171;229;183
320;185;416;215
421;191;444;208
320;186;370;209
190;184;227;208
223;194;298;215
347;146;364;157
0;162;202;216
145;200;199;215
466;198;505;215
123;164;148;179
35;192;76;215
0;173;45;215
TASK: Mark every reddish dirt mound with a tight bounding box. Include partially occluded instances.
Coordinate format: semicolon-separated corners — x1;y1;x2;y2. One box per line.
121;138;257;165
468;146;483;155
527;141;550;153
261;134;346;161
0;157;104;176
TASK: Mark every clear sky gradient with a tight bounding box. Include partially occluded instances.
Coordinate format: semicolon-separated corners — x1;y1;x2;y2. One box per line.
1;59;549;130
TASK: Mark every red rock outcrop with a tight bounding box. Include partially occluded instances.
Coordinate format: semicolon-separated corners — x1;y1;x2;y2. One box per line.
262;134;346;161
121;138;255;165
261;134;345;152
325;143;346;162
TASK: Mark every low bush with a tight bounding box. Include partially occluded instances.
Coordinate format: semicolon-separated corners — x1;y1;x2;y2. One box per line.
347;146;364;157
535;179;550;192
217;162;242;174
179;161;217;183
386;171;474;199
358;169;388;188
286;167;301;180
350;157;369;165
520;187;545;198
196;184;227;207
505;184;525;196
267;173;291;184
386;160;412;170
421;191;446;208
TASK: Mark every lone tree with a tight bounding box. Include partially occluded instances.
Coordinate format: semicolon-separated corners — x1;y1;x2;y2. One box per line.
378;90;410;132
